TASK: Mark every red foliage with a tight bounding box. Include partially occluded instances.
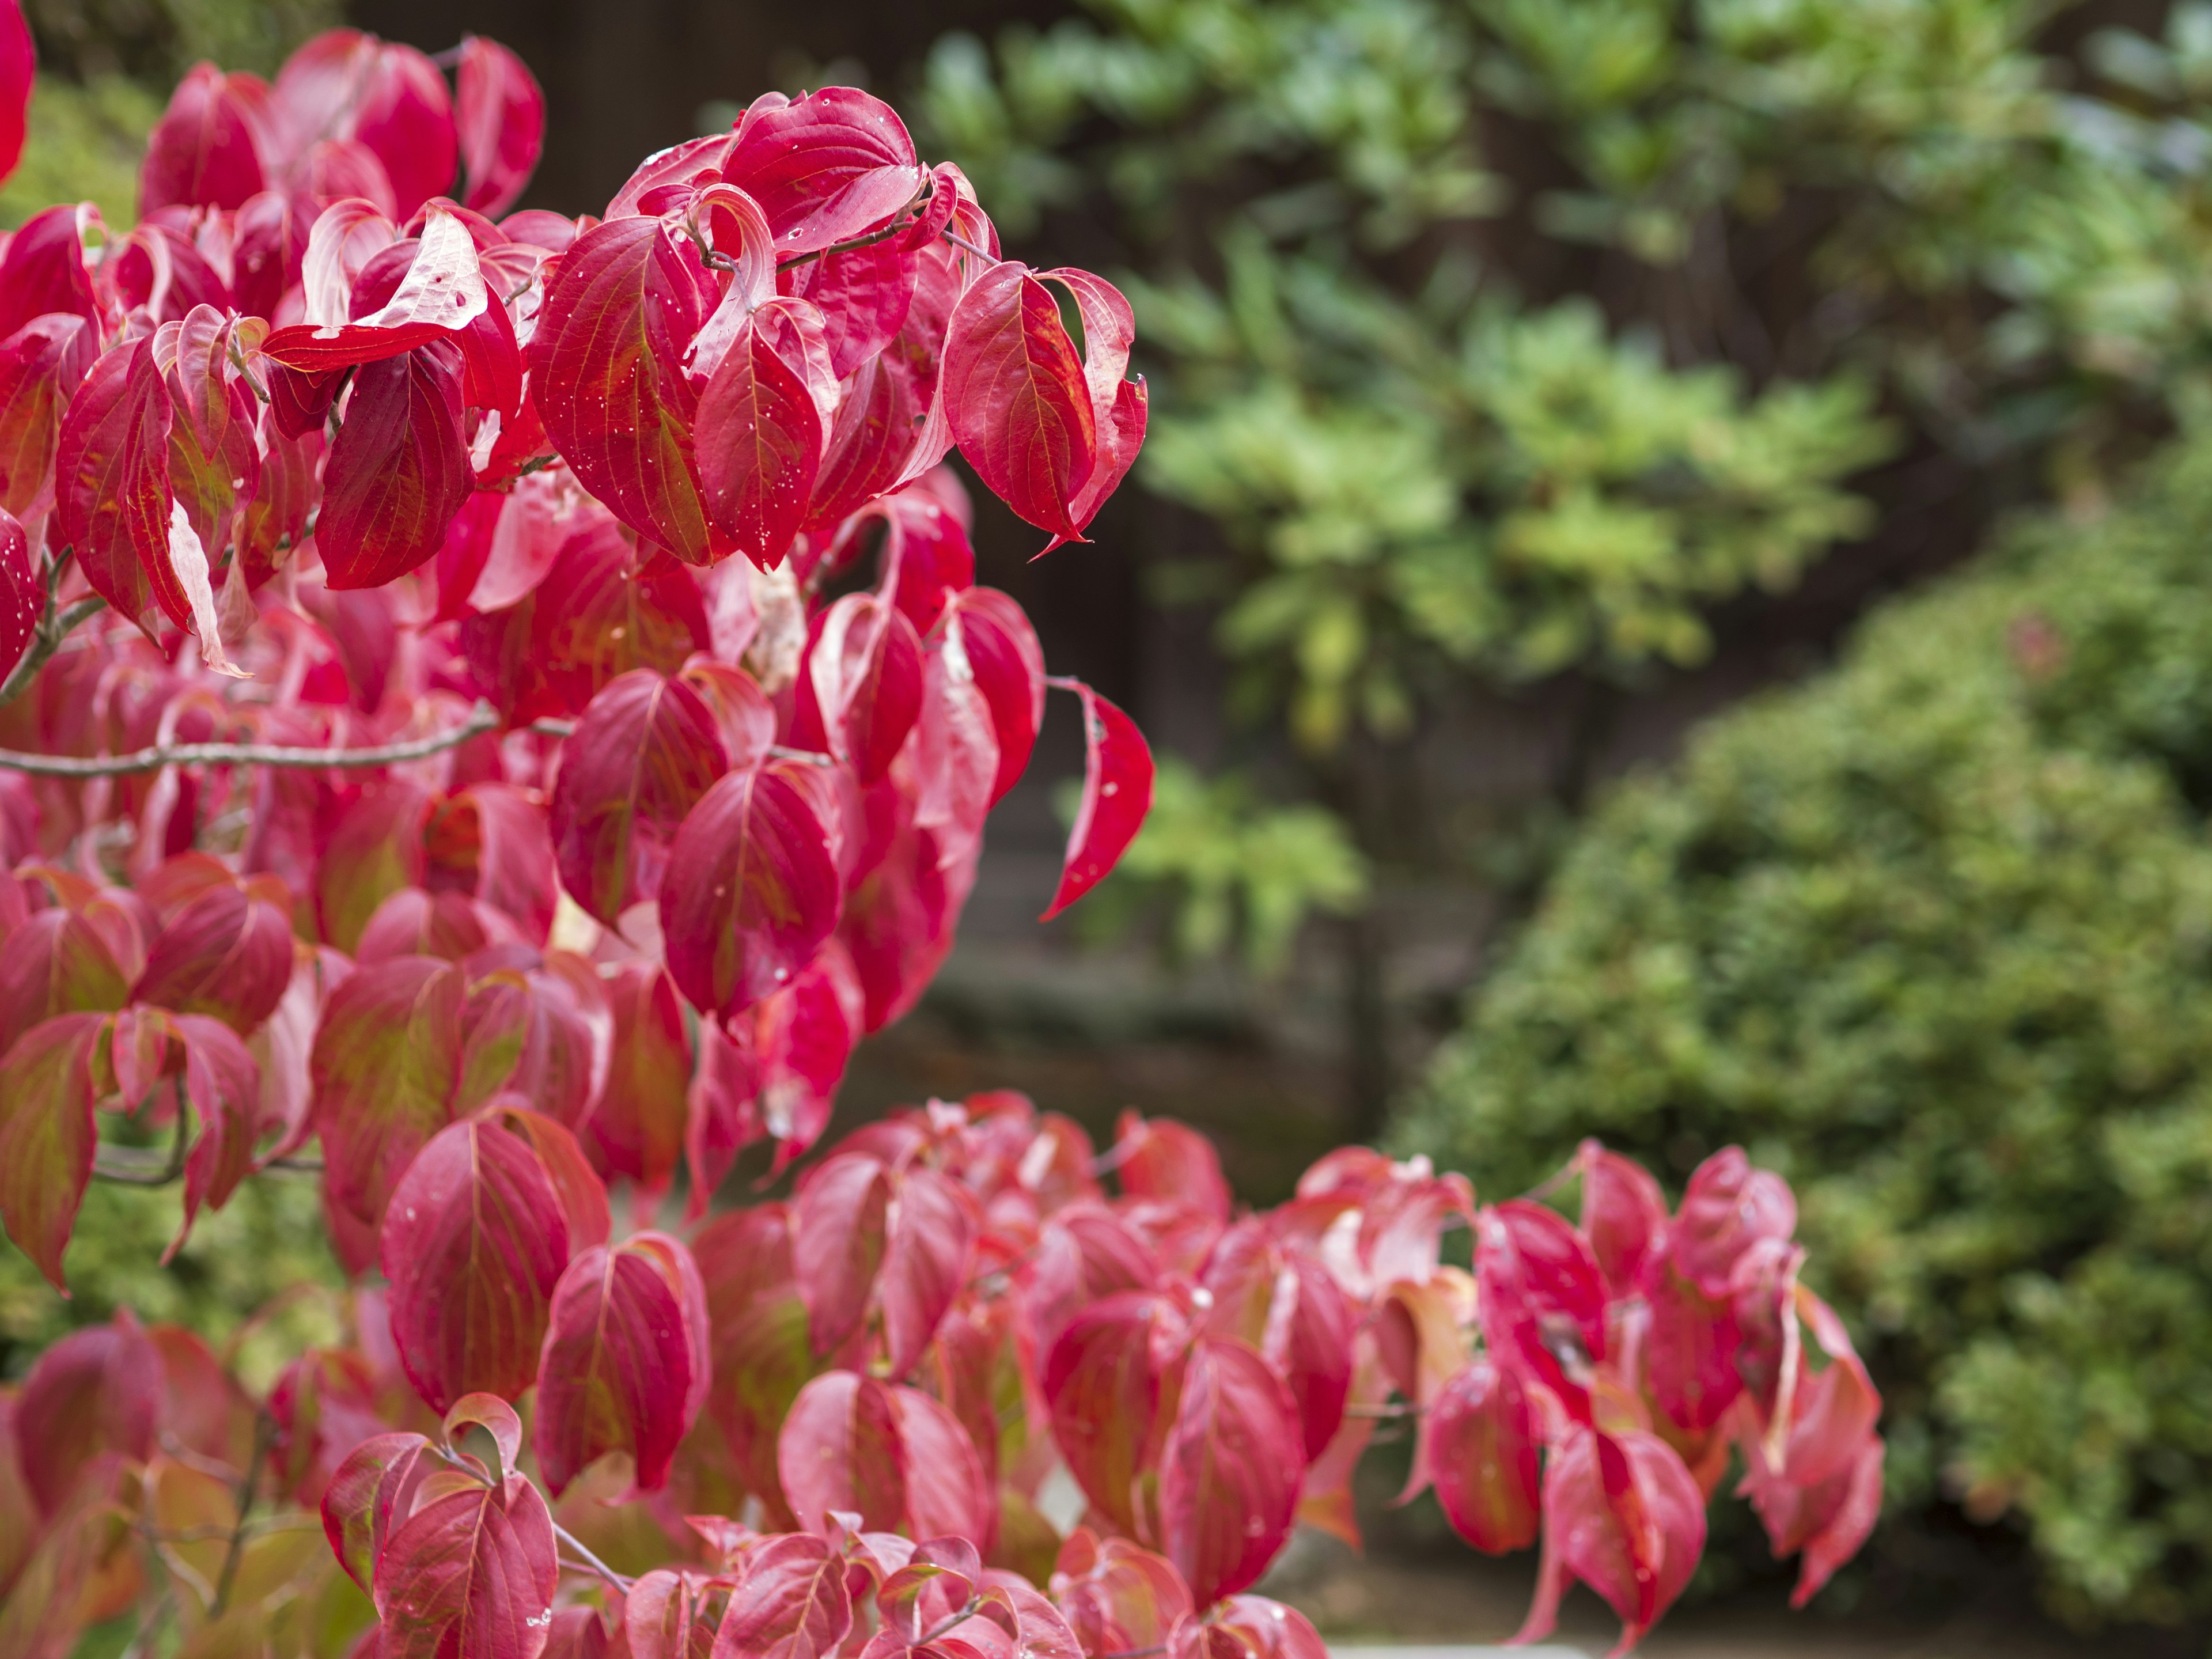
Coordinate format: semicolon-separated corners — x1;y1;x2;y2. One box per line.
0;18;1880;1659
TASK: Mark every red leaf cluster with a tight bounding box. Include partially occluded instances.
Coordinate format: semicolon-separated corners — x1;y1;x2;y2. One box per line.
0;25;1878;1659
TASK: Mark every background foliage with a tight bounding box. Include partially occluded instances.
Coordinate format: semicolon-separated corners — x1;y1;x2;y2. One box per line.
1402;433;2212;1627
919;0;2212;970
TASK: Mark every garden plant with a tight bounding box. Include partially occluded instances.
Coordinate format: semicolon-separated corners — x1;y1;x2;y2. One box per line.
0;17;1881;1658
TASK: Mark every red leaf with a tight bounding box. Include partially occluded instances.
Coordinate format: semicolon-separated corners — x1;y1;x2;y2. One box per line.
275;32;457;222
0;0;29;187
1198;1224;1351;1461
134;881;294;1032
0;908;128;1058
1643;1260;1743;1435
721;88;925;255
880;1167;979;1382
937;590;1041;806
694;1204;814;1523
531;515;712;714
380;1109;577;1412
171;1012;262;1257
488;1099;613;1254
710;1530;854;1659
263;209;491;373
587;960;692;1190
0;1012;108;1293
941;262;1095;543
140;63;266;213
373;1471;560;1659
530;216;720;565
0;207;99;343
321;1430;431;1592
1671;1146;1797;1297
1522;1427;1705;1656
1051;1531;1192;1659
1044;1291;1182;1539
54;338;172;640
310;955;463;1228
427;783;560;948
1171;1597;1326;1659
838;816;965;1035
785;234;920;380
889;1384;991;1544
793;1150;892;1355
1578;1141;1667;1298
1426;1361;1539;1555
552;669;729;927
1782;1288;1882;1489
1740;1432;1884;1609
535;1231;711;1496
0;314;96;520
456;37;544;217
661;757;844;1022
1475;1200;1608;1419
810;593;923;786
777;1369;904;1533
316;339;473;589
1113;1113;1231;1223
1040;681;1152;921
697;302;832;570
1157;1335;1302;1607
14;1310;160;1516
753;937;865;1172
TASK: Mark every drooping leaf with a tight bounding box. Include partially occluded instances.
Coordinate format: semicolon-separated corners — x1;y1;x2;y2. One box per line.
1156;1335;1302;1607
776;1369;903;1534
316;339;472;589
133;881;294;1032
792;1150;892;1356
1043;1291;1180;1539
535;1232;711;1496
140;63;266;213
1426;1361;1540;1555
550;669;728;927
456;37;545;217
810;593;923;787
709;1529;853;1659
720;88;925;256
1578;1141;1667;1299
940;261;1094;544
320;1430;431;1593
13;1310;160;1516
380;1109;579;1413
586;960;692;1191
878;1166;978;1382
54;338;172;640
310;955;463;1229
372;1471;560;1659
696;303;831;571
1475;1200;1609;1420
529;215;719;565
660;757;843;1022
1040;681;1152;921
0;315;95;519
0;1013;108;1293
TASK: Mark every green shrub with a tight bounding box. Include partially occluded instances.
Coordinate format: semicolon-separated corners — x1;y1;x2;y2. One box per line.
1399;433;2212;1626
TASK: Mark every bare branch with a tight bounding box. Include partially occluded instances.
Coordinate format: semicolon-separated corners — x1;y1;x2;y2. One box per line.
0;699;503;778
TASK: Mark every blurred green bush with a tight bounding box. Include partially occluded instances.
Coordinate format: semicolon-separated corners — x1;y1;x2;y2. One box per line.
921;0;2212;966
1;0;336;227
1400;433;2212;1626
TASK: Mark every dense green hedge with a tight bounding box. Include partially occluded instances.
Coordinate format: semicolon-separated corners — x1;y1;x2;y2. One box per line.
1400;435;2212;1626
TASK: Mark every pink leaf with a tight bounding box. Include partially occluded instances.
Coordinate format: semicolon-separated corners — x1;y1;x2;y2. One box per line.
1157;1335;1303;1607
710;1531;854;1659
880;1166;979;1382
721;88;925;256
1040;681;1152;921
373;1471;560;1659
1425;1361;1539;1555
696;302;832;571
792;1150;892;1355
0;0;31;188
941;590;1043;806
777;1370;904;1534
0;1012;108;1293
810;593;924;787
456;37;544;217
140;63;266;213
14;1310;160;1516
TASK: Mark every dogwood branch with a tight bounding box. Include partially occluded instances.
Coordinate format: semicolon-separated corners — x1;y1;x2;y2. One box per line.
0;700;503;777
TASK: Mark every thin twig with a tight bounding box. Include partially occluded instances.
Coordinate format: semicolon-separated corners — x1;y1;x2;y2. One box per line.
941;229;995;262
918;1596;982;1646
1343;1402;1425;1420
0;700;502;778
210;1414;273;1617
92;1095;190;1187
552;1520;634;1592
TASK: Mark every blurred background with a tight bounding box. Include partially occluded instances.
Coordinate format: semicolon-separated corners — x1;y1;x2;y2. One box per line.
17;0;2212;1650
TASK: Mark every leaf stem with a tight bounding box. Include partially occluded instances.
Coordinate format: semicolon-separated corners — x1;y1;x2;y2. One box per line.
0;563;106;709
552;1520;634;1592
0;699;502;778
918;1596;982;1645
